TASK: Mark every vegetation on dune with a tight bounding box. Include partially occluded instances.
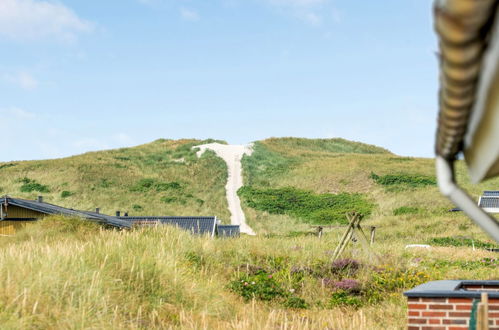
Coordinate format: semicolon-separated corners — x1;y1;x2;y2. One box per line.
17;177;51;193
0;139;229;219
262;137;391;155
428;236;498;250
242;141;297;187
2;137;499;328
0;216;497;329
370;172;436;189
238;186;374;225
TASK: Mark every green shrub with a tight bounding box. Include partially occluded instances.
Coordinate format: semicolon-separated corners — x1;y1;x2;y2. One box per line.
161;196;186;205
366;267;430;304
18;178;50;193
370;172;436;189
423;258;499;270
0;163;16;170
60;191;73;198
241;142;297;186
99;179;113;188
329;290;363;308
132;204;143;211
131;179;183;192
229;272;286;302
238;186;374;224
283;296;308;309
428;236;497;249
393;206;421;216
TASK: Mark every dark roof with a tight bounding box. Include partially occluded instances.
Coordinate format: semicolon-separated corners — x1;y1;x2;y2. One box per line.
216;225;240;237
119;216;217;237
0;197;131;228
479;197;499;209
484;191;499;197
404;280;499;299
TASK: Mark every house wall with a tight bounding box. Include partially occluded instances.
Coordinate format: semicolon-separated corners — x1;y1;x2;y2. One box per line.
0;205;44;235
4;205;44;219
0;221;28;236
407;283;499;330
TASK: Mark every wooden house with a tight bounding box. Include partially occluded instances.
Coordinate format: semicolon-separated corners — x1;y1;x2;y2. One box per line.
0;196;131;235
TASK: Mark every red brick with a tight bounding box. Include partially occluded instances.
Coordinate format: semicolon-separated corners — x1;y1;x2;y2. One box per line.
489;299;499;304
448;327;468;330
422;327;445;330
408;311;420;317
429;304;454;310
428;319;441;324
408;318;427;324
422;311;446;317
409;304;427;310
408;327;420;330
448;298;472;303
408;297;421;302
448;312;470;317
456;305;472;310
490;312;499;317
490;305;499;310
443;319;467;325
496;320;499;325
422;298;446;303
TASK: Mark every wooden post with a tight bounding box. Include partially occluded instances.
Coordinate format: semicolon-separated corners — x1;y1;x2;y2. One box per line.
317;226;323;238
478;292;489;330
331;213;358;261
370;226;376;245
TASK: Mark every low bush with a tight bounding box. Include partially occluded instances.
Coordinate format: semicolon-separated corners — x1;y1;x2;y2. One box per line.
60;191;73;198
229;272;286;302
238;186;374;224
0;163;16;170
393;206;421;216
131;178;183;193
329;290;363;308
18;177;50;193
370;172;436;188
428;236;498;249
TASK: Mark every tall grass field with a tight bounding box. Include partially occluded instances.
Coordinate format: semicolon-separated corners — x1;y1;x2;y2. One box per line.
0;138;498;329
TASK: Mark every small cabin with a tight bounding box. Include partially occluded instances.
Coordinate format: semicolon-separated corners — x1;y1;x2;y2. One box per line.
0;196;131;235
0;196;240;237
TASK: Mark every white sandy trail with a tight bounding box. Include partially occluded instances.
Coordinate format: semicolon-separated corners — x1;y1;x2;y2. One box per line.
195;143;256;235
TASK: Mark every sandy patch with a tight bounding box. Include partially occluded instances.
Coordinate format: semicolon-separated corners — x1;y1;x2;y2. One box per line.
195;143;256;235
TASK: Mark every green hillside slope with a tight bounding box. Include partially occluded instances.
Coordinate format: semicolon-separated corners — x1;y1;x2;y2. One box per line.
1;137;499;329
0;139;230;221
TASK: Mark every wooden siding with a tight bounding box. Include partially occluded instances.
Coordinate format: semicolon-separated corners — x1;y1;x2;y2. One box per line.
4;205;44;219
0;205;43;235
0;221;28;236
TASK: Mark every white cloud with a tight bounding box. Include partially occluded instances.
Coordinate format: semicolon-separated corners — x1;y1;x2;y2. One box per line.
180;7;200;21
0;0;94;42
1;107;36;120
3;71;38;90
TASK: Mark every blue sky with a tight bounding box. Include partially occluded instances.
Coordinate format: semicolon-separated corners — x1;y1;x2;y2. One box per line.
0;0;437;161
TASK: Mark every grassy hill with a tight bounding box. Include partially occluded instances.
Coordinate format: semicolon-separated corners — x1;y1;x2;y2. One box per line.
0;138;231;221
1;137;499;329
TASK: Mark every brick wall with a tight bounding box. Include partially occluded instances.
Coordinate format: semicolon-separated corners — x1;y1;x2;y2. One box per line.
407;296;499;329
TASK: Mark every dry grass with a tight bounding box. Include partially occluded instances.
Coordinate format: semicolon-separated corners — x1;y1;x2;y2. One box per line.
1;137;499;329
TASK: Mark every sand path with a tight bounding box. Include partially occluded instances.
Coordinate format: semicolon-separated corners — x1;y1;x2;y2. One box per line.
195;143;256;235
